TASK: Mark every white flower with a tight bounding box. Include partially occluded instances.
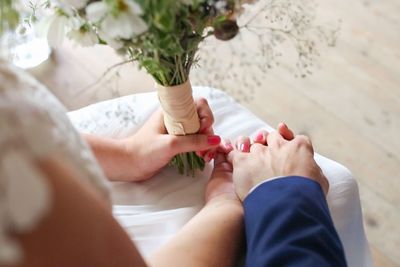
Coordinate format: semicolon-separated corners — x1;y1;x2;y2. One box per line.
56;0;88;9
67;26;98;47
36;13;70;48
86;0;148;41
97;30;124;49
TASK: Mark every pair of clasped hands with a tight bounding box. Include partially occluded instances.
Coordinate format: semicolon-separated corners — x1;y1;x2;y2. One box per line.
117;98;329;204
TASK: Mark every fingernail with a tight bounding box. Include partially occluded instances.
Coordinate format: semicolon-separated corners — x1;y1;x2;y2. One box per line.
223;139;233;150
226;143;234;151
207;135;221;145
239;142;250;152
204;152;214;162
239;143;244;151
255;132;264;142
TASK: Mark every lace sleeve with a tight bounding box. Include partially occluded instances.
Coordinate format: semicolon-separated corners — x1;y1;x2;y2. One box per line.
0;61;109;264
0;150;52;263
0;100;57;264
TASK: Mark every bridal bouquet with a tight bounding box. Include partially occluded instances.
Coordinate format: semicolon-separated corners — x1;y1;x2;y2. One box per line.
26;0;255;175
22;0;336;175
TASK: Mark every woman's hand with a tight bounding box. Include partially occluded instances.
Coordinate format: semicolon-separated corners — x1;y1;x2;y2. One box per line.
117;98;220;181
205;141;238;204
148;141;244;267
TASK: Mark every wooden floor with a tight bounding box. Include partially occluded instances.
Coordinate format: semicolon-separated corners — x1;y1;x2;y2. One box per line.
30;0;399;266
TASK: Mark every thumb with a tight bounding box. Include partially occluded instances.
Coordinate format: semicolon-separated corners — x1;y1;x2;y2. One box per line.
168;134;221;154
227;149;240;165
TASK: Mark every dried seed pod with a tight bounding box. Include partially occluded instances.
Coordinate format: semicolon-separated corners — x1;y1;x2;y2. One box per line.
200;2;217;17
214;20;239;41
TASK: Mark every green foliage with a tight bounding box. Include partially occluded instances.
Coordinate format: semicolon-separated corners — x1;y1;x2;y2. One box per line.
122;0;210;86
14;0;240;175
122;1;212;173
0;0;20;35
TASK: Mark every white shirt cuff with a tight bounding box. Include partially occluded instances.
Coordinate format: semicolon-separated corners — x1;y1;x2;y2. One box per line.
248;176;288;195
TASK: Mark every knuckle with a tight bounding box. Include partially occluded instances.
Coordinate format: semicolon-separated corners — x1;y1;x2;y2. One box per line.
268;132;282;145
229;151;241;162
250;143;264;153
234;154;246;165
270;131;281;140
269;131;279;138
209;111;215;123
193;135;205;147
295;135;311;145
203;112;214;124
167;136;179;149
293;135;314;153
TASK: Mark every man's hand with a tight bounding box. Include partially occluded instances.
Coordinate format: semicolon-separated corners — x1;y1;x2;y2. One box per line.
227;124;329;201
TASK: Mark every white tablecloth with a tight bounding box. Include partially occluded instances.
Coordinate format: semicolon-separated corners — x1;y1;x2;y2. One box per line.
68;87;373;267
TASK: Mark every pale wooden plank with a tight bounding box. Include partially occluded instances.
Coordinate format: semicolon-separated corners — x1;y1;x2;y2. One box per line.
361;187;400;266
371;245;398;267
30;43;154;110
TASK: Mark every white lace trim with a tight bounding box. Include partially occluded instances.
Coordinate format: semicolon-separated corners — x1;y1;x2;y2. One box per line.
0;61;109;264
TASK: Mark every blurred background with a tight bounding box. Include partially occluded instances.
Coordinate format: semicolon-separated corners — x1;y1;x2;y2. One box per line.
2;0;399;266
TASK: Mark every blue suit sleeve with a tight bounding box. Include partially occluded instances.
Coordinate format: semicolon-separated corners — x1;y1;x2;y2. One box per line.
243;176;347;267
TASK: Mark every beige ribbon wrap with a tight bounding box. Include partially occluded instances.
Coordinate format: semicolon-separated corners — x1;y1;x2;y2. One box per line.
156;80;200;135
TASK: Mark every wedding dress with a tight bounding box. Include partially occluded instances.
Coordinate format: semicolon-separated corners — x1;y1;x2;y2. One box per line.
0;61;109;264
0;60;372;266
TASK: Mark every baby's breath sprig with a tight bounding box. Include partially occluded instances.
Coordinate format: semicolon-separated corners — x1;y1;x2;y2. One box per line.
8;0;337;175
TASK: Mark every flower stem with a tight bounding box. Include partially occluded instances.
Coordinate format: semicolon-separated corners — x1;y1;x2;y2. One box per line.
170;152;205;177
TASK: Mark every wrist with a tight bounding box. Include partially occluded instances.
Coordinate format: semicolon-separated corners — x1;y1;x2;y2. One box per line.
205;195;243;215
205;203;244;226
113;138;141;182
236;175;267;201
111;140;128;181
84;134;133;181
106;138;138;181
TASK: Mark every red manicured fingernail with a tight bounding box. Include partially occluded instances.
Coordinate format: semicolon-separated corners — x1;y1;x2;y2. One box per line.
204;152;214;162
207;135;221;145
255;132;264;142
239;142;250;152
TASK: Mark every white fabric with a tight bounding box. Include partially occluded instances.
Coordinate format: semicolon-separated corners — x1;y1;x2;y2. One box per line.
69;87;373;267
0;61;109;264
248;176;287;195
